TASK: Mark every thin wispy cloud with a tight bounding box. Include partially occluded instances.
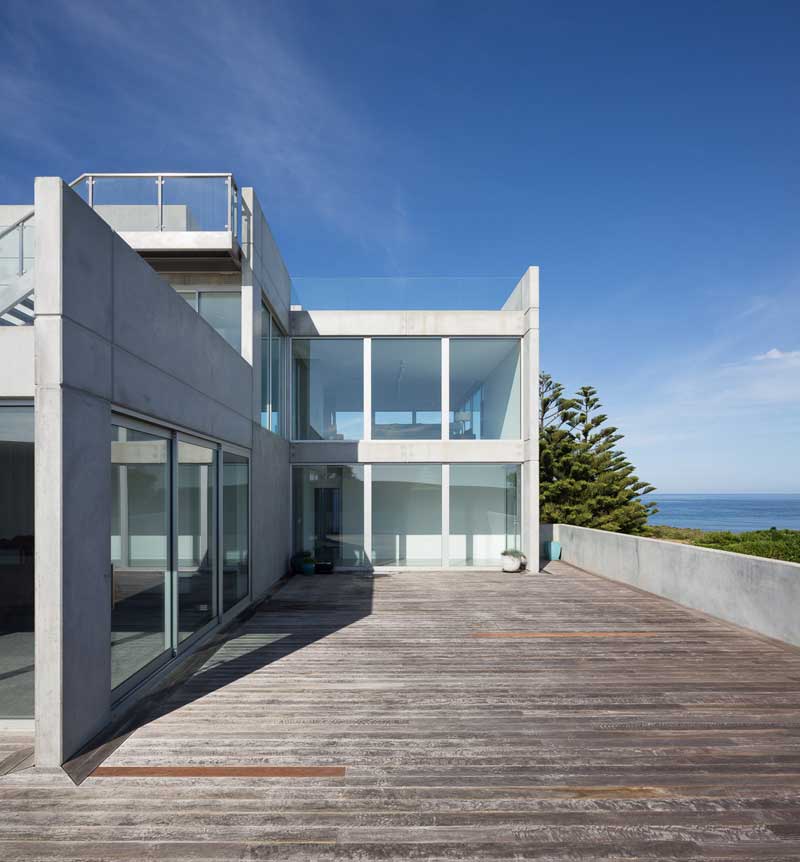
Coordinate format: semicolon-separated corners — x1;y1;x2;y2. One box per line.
0;0;414;260
754;348;800;362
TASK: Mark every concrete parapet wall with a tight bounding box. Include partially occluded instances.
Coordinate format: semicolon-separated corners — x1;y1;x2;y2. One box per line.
544;524;800;647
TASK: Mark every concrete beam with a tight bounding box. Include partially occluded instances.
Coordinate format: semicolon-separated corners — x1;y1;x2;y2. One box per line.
291;439;525;464
290;309;525;337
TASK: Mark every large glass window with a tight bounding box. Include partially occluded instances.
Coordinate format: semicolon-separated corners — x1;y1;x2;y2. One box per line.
372;464;442;566
293;339;363;440
177;290;241;352
178;441;216;642
260;305;286;435
450;464;521;567
222;452;249;612
292;466;365;567
0;405;34;718
450;339;521;439
372;339;441;439
111;426;171;691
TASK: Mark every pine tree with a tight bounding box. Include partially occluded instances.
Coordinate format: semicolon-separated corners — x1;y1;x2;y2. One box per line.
539;374;657;533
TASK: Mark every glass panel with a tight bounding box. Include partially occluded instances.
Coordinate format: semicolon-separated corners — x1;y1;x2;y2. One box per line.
260;306;271;429
372;339;441;440
198;292;241;352
450;465;521;567
450;339;521;440
0;406;34;718
111;426;170;690
72;177;90;203
271;318;284;435
292;466;365;567
93;177;159;231
178;442;216;642
21;221;34;275
162;176;229;231
292;339;363;440
0;224;20;282
222;452;249;612
372;464;442;566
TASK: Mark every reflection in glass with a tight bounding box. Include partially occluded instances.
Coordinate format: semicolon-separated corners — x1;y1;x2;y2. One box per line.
0;406;34;718
449;339;520;439
271;320;284;435
372;339;441;439
372;464;442;566
110;426;170;690
260;306;285;435
450;465;521;567
223;452;249;612
176;290;241;352
293;339;363;440
197;292;241;352
292;466;365;567
178;442;216;642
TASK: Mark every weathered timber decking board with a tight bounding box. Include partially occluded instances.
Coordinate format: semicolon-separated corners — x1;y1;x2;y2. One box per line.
2;561;800;859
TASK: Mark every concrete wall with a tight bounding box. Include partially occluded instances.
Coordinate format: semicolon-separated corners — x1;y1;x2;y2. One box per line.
0;327;34;396
518;268;539;565
545;524;800;647
32;178;289;766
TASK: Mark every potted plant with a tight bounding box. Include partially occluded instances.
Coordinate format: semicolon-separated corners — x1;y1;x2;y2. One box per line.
291;550;316;576
501;549;527;573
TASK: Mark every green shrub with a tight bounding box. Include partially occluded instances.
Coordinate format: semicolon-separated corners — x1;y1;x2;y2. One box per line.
641;526;800;564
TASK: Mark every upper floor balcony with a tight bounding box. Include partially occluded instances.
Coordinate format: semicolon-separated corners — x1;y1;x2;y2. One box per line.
72;173;242;273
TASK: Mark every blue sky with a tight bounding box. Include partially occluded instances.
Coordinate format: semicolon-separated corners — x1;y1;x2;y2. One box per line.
1;0;798;492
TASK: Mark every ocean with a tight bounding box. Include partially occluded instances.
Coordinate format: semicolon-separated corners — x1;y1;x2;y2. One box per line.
647;493;800;533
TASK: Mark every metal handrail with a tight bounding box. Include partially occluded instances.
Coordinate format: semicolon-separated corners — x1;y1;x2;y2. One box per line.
0;174;87;246
76;173;239;236
1;172;240;280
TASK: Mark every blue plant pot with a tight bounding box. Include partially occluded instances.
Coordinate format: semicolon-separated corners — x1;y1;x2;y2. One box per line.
301;561;316;576
544;541;562;561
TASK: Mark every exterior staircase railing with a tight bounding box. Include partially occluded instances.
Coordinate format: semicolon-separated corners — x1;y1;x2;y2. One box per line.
0;172;239;326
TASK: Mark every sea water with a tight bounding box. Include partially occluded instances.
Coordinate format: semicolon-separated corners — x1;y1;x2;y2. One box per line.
647;493;800;533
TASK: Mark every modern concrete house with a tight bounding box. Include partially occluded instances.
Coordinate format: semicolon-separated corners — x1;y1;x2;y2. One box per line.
0;173;540;766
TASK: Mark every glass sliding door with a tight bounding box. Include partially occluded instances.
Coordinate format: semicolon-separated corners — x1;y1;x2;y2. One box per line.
450;464;521;567
222;451;249;612
372;464;442;566
372;339;441;439
110;425;171;691
177;441;216;642
292;466;365;567
0;405;35;718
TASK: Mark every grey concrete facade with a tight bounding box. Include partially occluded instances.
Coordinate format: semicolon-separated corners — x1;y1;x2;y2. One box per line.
543;523;800;648
30;179;291;765
1;169;539;766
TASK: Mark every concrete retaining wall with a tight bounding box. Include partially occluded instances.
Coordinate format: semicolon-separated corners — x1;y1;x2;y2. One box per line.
544;524;800;648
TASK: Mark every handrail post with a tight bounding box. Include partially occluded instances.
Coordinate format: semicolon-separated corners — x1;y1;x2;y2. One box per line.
18;221;24;277
88;175;94;209
225;175;231;232
157;175;164;231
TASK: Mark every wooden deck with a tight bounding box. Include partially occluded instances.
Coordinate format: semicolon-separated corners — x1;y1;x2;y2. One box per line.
3;562;800;859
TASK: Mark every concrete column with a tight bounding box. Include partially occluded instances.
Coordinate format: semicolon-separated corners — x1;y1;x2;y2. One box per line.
518;267;540;568
34;178;113;766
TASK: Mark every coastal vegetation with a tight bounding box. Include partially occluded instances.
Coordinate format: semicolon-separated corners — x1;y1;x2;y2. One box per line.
642;525;800;564
539;374;656;533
